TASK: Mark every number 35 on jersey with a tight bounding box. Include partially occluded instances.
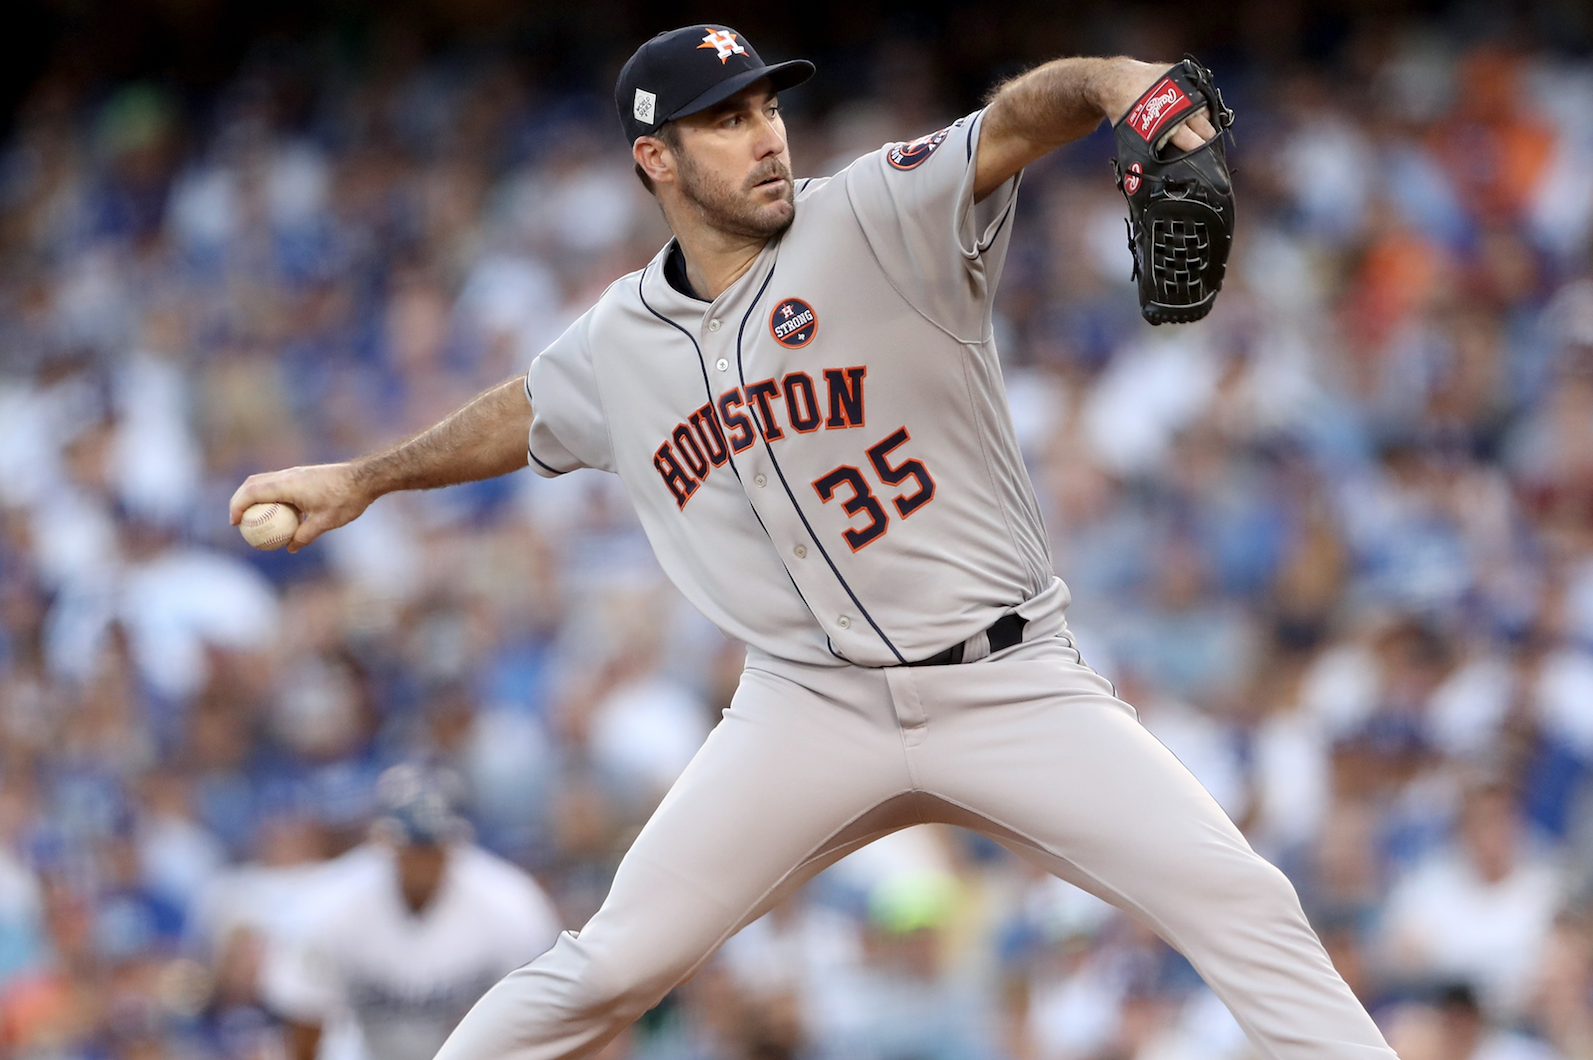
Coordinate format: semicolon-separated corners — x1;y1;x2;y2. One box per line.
650;365;937;551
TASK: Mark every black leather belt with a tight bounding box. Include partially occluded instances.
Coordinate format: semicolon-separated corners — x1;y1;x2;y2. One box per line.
907;613;1027;666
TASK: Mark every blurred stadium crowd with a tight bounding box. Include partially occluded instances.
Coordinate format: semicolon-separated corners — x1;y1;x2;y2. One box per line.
3;4;1593;1059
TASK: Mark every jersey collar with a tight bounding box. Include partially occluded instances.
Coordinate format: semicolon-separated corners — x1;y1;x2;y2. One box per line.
639;236;783;324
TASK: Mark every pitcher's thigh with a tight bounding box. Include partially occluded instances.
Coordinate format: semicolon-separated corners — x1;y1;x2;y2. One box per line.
912;663;1393;1058
579;666;913;988
437;664;912;1060
916;677;1265;931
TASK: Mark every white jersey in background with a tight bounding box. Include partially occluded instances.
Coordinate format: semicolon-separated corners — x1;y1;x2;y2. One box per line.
262;843;561;1060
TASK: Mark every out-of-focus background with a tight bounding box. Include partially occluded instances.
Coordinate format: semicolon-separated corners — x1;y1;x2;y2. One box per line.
2;0;1593;1057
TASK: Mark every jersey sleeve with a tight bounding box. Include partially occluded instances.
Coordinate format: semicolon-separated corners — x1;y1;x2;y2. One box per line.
259;919;345;1025
842;107;1021;336
526;307;615;477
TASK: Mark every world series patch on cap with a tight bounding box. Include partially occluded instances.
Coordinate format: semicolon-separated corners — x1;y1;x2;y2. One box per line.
615;25;815;144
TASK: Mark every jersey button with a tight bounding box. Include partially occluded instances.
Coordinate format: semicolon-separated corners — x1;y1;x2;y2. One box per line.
708;319;722;332
836;616;852;629
793;544;807;559
754;474;767;488
716;358;728;371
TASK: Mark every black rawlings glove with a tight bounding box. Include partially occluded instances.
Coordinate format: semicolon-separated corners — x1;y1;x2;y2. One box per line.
1112;57;1236;325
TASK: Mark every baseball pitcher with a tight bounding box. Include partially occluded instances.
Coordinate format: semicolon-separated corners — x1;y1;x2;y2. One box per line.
231;24;1395;1060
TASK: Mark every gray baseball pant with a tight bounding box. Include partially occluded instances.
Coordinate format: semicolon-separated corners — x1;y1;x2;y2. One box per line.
435;633;1397;1060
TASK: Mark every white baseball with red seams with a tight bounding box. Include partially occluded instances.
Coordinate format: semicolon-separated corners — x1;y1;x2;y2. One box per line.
239;501;300;550
432;104;1399;1060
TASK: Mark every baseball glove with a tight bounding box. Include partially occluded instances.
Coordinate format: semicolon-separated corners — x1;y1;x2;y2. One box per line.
1112;57;1236;325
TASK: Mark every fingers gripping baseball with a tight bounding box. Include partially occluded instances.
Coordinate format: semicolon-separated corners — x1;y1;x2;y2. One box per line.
228;463;372;554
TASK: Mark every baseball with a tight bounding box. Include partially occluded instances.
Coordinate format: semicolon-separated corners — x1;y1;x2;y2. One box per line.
239;502;301;551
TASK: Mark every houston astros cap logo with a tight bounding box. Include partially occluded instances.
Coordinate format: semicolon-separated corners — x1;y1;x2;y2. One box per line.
615;26;815;144
887;127;951;170
769;298;818;348
698;29;747;63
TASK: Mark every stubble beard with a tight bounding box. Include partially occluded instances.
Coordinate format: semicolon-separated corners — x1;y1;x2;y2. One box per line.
676;149;795;240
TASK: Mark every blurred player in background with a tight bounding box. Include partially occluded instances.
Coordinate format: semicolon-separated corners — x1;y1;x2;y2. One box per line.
260;765;561;1060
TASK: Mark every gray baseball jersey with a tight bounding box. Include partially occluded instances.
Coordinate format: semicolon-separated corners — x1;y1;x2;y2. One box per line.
525;108;1065;667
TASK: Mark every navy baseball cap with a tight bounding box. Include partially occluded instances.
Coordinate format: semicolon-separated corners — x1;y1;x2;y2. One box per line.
616;25;815;144
374;764;465;846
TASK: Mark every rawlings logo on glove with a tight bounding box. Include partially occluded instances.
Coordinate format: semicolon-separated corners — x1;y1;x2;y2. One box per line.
1112;57;1236;325
1125;78;1194;143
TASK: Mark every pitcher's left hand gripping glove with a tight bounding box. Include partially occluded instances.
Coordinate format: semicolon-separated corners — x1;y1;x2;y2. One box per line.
1112;56;1236;325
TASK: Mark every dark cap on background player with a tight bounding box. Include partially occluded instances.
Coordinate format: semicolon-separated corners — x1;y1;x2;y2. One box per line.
615;25;814;144
373;763;467;847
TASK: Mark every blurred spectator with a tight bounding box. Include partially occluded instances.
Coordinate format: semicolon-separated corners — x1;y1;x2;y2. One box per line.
1378;779;1564;1019
1385;983;1559;1060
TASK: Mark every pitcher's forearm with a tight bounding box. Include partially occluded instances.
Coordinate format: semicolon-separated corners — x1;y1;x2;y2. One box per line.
228;375;536;552
351;377;533;499
982;57;1121;154
975;57;1216;201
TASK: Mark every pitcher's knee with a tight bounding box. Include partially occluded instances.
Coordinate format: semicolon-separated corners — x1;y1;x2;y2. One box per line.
562;939;688;1022
1160;840;1307;930
1241;857;1309;921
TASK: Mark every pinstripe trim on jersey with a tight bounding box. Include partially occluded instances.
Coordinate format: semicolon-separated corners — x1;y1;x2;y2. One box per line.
964;108;1017;256
734;263;908;665
977;199;1014;253
638;270;743;488
523;372;567;475
527;447;564;476
635;263;832;637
